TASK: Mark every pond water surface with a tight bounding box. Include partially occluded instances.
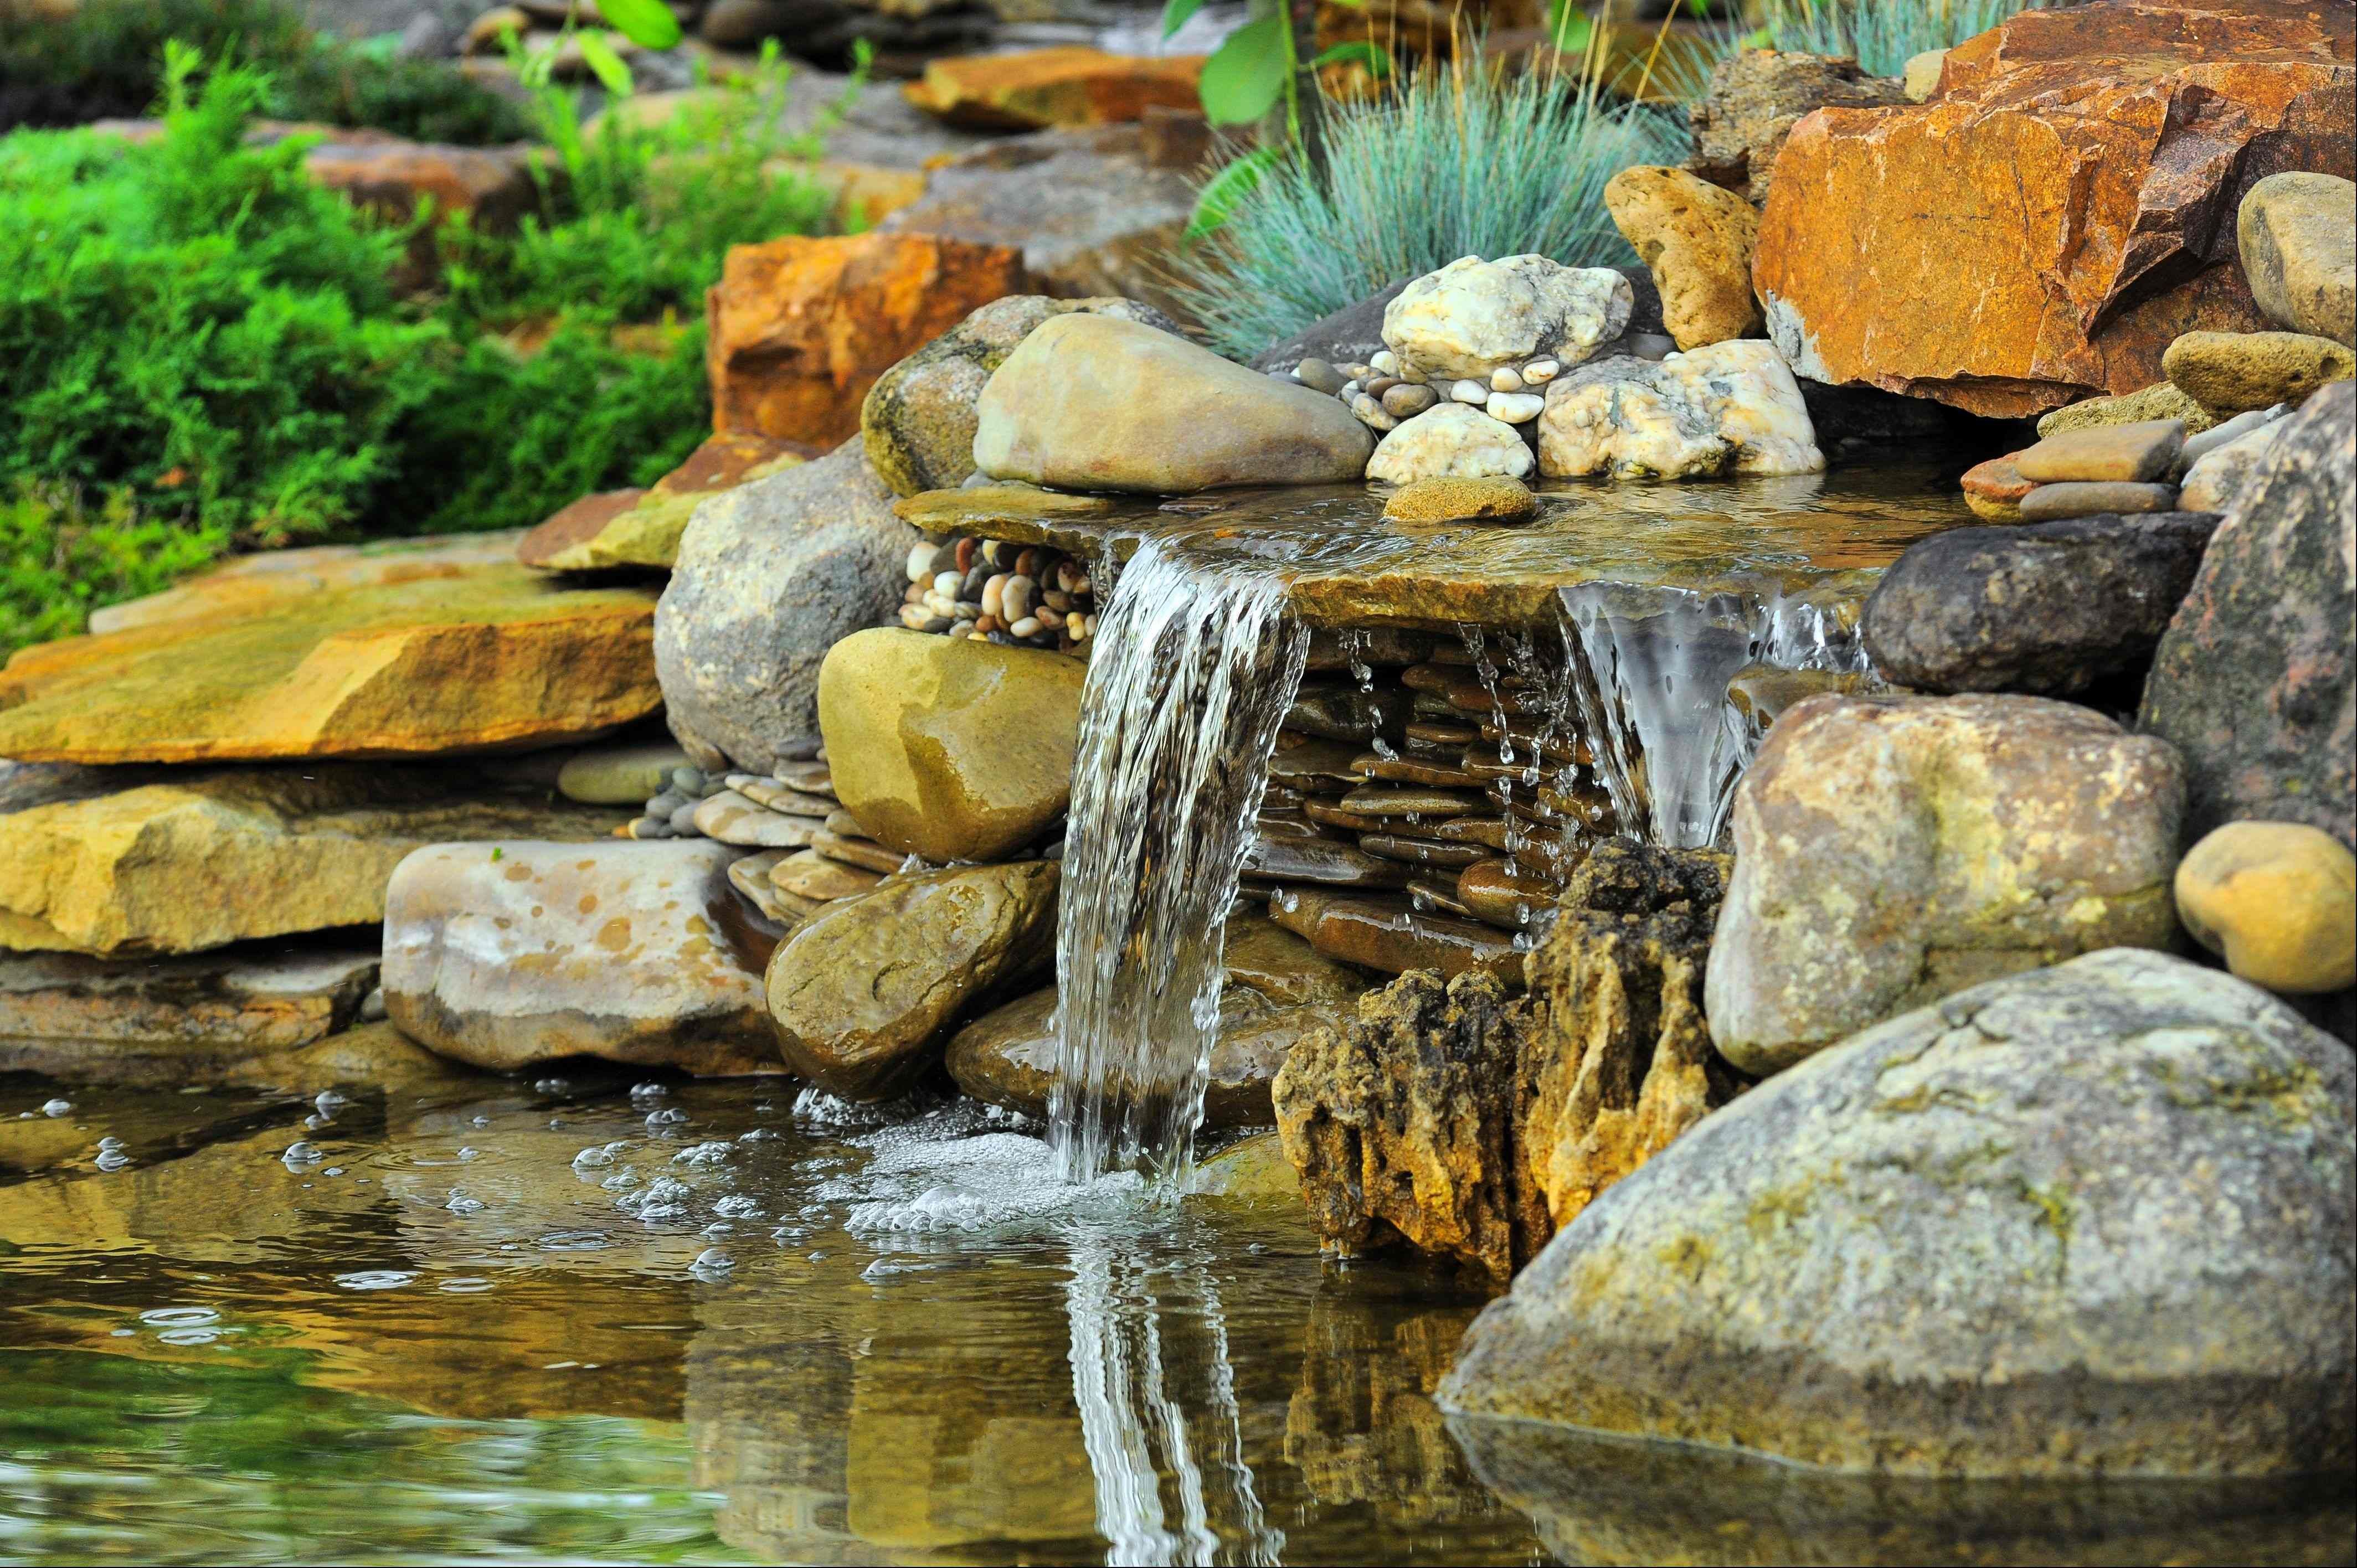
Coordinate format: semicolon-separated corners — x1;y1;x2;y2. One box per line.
0;1069;2346;1565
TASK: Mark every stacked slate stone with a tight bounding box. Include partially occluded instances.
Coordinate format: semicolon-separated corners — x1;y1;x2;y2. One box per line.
615;754;919;931
895;535;1101;654
1242;631;1620;984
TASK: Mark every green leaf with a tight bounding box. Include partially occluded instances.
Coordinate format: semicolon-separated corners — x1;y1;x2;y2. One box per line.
598;0;683;50
1159;0;1205;41
1545;3;1594;54
1311;40;1391;79
574;29;636;97
1185;146;1280;240
1198;16;1290;126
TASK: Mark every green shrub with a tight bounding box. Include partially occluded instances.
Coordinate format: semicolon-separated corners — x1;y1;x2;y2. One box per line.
0;0;531;142
1167;58;1690;362
0;45;843;654
0;483;222;654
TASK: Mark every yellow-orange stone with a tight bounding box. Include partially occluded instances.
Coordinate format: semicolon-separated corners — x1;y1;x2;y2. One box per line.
706;231;1030;446
0;565;660;764
1754;0;2355;419
902;47;1206;130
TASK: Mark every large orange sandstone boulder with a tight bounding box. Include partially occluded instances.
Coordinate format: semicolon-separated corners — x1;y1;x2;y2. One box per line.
0;566;660;764
902;48;1206;130
1754;0;2355;419
706;232;1030;446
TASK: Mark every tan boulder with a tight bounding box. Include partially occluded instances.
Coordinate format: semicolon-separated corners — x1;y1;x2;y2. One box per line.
0;765;628;957
2162;329;2354;414
2240;171;2357;345
818;628;1084;864
1706;694;2187;1076
1380;475;1536;523
0;566;660;765
383;839;785;1076
2036;381;2216;439
902;47;1205;131
1754;1;2355;419
766;861;1061;1100
2174;821;2356;994
707;231;1030;446
1603;166;1762;350
517;434;816;572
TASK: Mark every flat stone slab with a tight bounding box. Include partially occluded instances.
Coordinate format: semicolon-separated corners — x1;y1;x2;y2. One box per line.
0;945;379;1079
897;468;1969;630
86;530;529;637
0;564;660;764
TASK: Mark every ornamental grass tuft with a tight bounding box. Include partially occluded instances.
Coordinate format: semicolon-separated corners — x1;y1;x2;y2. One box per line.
1167;56;1689;363
1757;0;2054;79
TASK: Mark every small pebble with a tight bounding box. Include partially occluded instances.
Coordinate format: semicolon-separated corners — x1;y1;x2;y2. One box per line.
1370;350;1398;375
1351;393;1399;431
981;539;1008;567
905;543;938;583
2018;480;2179;520
981;572;1007;617
1294;357;1346;395
670;767;706;794
1521;358;1560;383
1490;366;1524;393
1337;380;1363;403
1383;383;1438;418
1486;391;1545;424
953;537;976;572
1009;616;1042;638
1002;574;1036;622
1450;379;1489;404
933;570;962;598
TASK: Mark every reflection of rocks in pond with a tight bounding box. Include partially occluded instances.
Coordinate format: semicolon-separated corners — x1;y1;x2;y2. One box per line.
1285;1299;1497;1526
1449;1413;2357;1568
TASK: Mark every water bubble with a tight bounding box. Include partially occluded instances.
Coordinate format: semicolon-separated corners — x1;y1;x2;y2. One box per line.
533;1076;570;1096
40;1098;70;1118
94;1149;131;1173
468;1114;490;1128
97;1136;124;1151
689;1247;733;1277
281;1141;325;1167
455;1147;481;1162
714;1195;762;1218
672;1141;730;1167
445;1190;486;1214
314;1090;348;1113
736;1127;780;1142
304;1112;334;1131
629;1081;668;1102
645;1107;689;1127
334;1270;418;1291
701;1221;731;1238
157;1326;220;1346
323;1167;344;1177
438;1276;493;1293
140;1307;218;1328
572;1141;626;1169
599;1167;640;1191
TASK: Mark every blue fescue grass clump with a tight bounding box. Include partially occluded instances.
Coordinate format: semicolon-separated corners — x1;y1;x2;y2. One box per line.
1760;0;2054;79
1167;58;1690;363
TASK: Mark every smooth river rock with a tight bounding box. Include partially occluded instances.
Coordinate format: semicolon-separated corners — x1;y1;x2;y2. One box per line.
972;313;1373;492
2239;171;2356;347
817;628;1083;864
766;861;1060;1100
383;840;784;1077
1860;512;2220;698
0;766;627;957
1364;405;1535;485
2142;381;2354;849
2175;821;2357;996
1537;340;1823;479
1381;255;1633;381
1442;949;2356;1479
859;293;1180;497
653;440;920;774
1706;694;2185;1077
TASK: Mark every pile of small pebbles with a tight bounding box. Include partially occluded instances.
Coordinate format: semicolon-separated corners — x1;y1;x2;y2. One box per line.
898;535;1099;656
1288;349;1567;439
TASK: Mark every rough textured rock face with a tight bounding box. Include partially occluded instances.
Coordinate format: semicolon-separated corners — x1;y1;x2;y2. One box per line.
2163;328;2353;414
900;48;1203;131
517;434;815;572
1686;49;1906;205
973;314;1375;492
2142;380;2354;849
652;440;919;774
0;947;379;1079
859;294;1179;498
83;530;526;638
1382;256;1632;381
383;840;784;1077
0;566;659;765
1861;512;2221;698
1706;694;2186;1077
945;913;1367;1128
1363;405;1534;485
1754;1;2356;419
817;628;1084;864
1442;950;2356;1479
878;123;1201;328
1602;166;1762;351
1516;842;1741;1232
1536;340;1823;479
766;861;1061;1100
706;231;1028;446
1274;969;1541;1280
0;765;626;957
2240;170;2357;345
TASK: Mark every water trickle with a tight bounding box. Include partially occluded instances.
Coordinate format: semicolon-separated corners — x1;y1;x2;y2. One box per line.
1049;535;1309;1189
1560;577;1874;849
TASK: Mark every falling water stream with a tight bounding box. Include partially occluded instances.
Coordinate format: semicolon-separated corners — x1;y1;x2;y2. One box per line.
1049;535;1309;1188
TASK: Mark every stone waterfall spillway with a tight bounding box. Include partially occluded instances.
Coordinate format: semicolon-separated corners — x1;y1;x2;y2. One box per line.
1049;536;1308;1187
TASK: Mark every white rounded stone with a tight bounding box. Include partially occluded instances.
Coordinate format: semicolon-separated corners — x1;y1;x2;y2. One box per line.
1451;379;1490;404
1381;254;1634;381
1486;391;1545;424
1365;404;1537;485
